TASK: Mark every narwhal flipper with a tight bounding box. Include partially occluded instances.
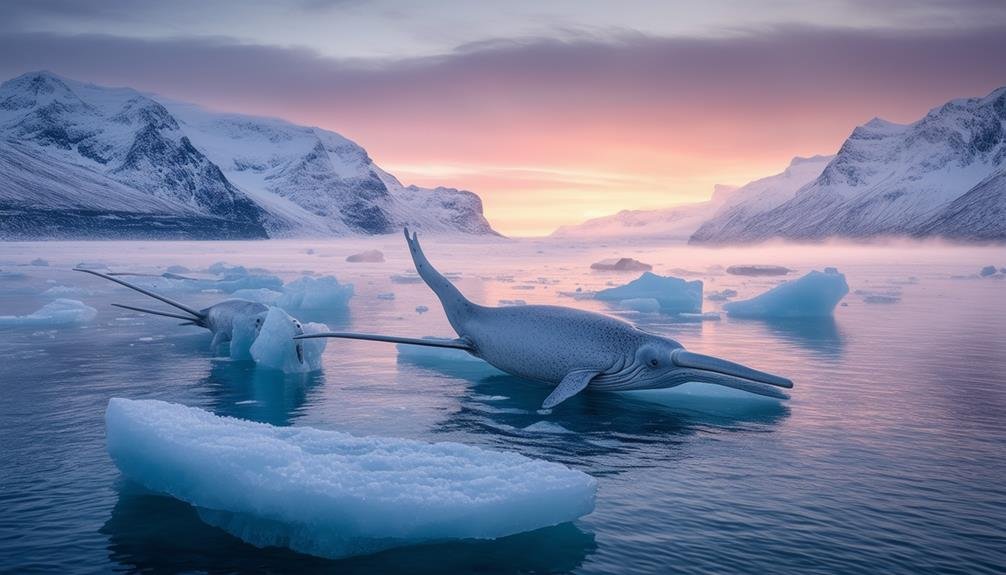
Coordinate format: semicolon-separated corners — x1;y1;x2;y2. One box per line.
74;268;204;321
294;332;473;351
542;370;599;409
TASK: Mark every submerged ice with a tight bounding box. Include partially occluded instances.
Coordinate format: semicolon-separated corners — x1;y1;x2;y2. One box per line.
724;268;849;318
105;399;596;560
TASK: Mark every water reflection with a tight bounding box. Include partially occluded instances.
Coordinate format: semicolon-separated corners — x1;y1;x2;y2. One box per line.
198;360;324;426
738;317;845;358
103;482;596;575
405;358;790;473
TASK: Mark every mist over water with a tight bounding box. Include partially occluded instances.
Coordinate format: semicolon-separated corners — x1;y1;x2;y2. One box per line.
1;238;1003;574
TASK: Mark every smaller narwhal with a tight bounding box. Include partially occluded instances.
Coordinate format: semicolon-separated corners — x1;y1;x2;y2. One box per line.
297;229;793;409
74;268;306;363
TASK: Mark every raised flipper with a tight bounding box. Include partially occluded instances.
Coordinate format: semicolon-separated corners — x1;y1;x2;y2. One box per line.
542;370;599;409
74;268;204;321
294;332;474;351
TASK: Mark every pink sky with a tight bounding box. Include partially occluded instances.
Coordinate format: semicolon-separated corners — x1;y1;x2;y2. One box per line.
1;3;1005;235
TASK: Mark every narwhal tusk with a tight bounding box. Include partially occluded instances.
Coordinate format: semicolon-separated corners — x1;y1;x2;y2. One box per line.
671;349;793;388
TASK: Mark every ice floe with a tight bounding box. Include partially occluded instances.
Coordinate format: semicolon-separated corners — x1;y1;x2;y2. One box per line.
724;268;849;318
0;298;97;327
346;249;385;263
590;258;652;272
276;276;354;311
105;398;596;559
249;308;328;373
594;272;703;314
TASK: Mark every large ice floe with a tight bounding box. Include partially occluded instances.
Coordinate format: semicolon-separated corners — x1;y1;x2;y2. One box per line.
105;399;596;559
276;275;354;311
0;298;97;327
724;268;849;318
594;272;703;314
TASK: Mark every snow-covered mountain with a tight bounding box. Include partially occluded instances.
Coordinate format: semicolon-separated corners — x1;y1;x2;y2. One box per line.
0;71;496;239
550;184;738;240
690;155;834;243
690;87;1006;244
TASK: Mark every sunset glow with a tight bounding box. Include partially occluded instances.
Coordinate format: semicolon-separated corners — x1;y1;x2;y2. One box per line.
1;1;1004;235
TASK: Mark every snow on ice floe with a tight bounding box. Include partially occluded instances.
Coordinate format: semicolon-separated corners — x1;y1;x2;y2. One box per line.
594;272;702;314
276;276;353;311
226;307;327;372
105;398;596;560
724;268;849;318
0;298;97;327
590;258;652;272
346;249;384;263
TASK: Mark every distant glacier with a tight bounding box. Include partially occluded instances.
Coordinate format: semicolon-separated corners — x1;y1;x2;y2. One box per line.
0;71;497;239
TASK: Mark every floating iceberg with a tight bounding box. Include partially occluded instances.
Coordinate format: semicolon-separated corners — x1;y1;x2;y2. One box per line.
724;268;849;318
726;265;792;277
594;272;702;314
229;288;283;305
105;399;596;560
276;276;354;311
590;258;652;272
30;258;49;267
346;249;385;263
249;307;328;373
0;298;97;327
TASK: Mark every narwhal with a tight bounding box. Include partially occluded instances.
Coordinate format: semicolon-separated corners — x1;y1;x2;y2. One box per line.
74;269;305;363
296;229;793;408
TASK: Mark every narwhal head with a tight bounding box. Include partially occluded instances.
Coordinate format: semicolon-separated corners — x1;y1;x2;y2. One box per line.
619;334;793;398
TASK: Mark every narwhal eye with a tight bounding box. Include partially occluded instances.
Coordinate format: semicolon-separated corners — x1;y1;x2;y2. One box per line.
649;358;659;367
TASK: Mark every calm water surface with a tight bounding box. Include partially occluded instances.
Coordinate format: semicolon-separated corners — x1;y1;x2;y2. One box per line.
1;238;1004;574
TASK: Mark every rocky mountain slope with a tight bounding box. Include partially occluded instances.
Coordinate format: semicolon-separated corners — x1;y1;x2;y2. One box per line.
0;71;496;239
690;87;1006;244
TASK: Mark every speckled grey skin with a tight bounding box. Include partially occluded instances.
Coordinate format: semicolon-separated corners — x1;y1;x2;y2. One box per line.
74;269;305;362
300;229;794;408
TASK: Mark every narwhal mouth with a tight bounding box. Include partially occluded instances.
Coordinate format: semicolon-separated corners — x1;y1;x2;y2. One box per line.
671;348;793;398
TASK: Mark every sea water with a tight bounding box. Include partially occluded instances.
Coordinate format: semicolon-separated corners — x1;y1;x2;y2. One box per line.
1;237;1003;574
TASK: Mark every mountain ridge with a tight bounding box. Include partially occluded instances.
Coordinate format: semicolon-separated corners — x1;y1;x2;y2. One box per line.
0;71;497;239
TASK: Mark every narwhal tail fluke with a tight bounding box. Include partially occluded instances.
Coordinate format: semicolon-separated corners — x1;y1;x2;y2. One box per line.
403;227;475;331
73;268;205;321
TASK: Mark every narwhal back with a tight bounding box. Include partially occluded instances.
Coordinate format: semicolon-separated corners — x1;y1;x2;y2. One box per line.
404;229;479;334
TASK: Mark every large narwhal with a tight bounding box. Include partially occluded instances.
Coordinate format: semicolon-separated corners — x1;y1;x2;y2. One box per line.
298;229;793;408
